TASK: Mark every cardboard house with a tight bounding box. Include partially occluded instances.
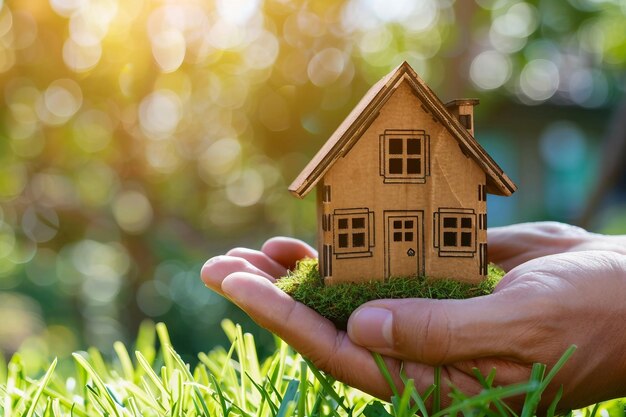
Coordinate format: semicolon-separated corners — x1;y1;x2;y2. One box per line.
289;62;516;285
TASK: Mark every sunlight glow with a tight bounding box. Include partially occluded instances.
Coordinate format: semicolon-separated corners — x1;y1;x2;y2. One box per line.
139;90;182;139
226;168;264;207
151;29;186;73
112;190;153;234
470;50;512;90
216;0;261;25
519;59;560;102
44;79;83;119
63;38;102;72
49;0;85;17
307;48;347;87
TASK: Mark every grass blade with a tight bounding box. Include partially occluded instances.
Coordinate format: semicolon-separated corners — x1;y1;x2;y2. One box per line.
276;379;299;417
25;358;57;417
546;385;563;417
0;351;6;385
432;366;441;415
303;359;350;413
588;402;601;417
209;371;230;417
156;322;174;372
298;361;308;417
72;353;122;417
432;381;537;417
114;341;135;382
538;346;577;392
246;373;278;417
521;345;576;417
371;353;398;398
399;369;428;417
135;350;170;403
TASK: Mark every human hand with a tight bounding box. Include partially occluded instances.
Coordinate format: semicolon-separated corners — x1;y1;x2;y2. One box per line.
488;221;626;271
347;250;626;411
201;237;408;398
202;235;626;412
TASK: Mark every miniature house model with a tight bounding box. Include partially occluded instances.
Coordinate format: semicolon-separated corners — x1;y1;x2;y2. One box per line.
289;62;516;285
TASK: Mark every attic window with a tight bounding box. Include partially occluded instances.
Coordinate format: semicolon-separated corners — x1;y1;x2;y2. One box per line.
333;208;374;259
433;209;476;257
379;129;430;183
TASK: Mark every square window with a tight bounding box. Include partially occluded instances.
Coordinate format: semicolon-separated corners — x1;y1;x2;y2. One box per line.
338;234;349;248
381;131;429;182
352;217;365;229
443;232;457;247
404;220;413;229
393;232;402;242
393;220;402;229
443;217;457;228
461;217;472;228
404;232;413;242
407;139;421;155
406;158;421;174
389;139;403;154
353;233;365;247
389;158;403;174
459;114;472;129
338;218;348;229
461;232;472;247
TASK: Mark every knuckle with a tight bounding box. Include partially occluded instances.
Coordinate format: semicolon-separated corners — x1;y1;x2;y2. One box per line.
392;302;451;365
300;334;346;380
226;247;249;257
422;304;452;364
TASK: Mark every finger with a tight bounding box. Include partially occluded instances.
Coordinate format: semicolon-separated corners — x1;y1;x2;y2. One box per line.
226;247;288;278
488;222;592;270
201;255;275;294
347;294;526;365
261;237;317;270
220;272;404;398
487;226;530;271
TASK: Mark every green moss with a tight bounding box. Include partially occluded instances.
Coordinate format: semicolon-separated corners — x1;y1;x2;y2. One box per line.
276;259;505;328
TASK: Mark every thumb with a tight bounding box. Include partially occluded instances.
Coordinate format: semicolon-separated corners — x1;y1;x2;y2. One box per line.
346;294;523;365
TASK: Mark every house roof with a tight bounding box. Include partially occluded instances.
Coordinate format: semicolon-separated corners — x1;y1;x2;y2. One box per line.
288;61;517;198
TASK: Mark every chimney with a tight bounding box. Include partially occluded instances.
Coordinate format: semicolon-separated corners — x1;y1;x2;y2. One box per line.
445;99;479;137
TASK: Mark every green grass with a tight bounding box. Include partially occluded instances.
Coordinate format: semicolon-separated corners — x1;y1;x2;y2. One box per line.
0;321;624;416
276;259;504;327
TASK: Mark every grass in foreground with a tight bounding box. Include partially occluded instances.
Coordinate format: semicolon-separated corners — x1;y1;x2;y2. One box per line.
0;320;624;416
276;259;504;327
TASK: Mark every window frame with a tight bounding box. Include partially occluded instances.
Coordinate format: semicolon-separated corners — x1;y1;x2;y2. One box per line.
333;208;375;259
379;129;430;184
433;208;477;257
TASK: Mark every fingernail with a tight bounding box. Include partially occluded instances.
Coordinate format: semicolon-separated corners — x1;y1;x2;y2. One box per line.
348;307;393;348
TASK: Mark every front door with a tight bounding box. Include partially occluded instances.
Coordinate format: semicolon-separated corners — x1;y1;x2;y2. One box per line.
384;211;424;279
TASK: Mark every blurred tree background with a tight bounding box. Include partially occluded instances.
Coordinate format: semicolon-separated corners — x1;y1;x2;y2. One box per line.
0;0;625;363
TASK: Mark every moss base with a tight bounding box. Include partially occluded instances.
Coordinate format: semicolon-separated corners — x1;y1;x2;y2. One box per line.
276;259;505;328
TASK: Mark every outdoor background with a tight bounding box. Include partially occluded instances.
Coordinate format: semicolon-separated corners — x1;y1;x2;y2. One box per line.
1;0;625;366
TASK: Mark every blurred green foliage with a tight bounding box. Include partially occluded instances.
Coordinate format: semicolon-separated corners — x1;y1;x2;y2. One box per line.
0;0;625;359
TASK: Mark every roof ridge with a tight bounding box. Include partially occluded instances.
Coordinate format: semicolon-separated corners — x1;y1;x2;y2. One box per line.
288;62;516;198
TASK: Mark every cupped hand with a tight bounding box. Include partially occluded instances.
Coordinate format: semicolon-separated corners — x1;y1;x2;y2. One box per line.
201;237;415;399
202;234;626;412
348;249;626;411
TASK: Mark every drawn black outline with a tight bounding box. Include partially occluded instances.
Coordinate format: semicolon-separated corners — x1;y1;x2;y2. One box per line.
433;208;477;257
379;129;431;184
332;208;375;259
384;210;425;280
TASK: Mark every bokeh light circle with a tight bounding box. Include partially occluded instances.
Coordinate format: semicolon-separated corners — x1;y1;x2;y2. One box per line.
470;50;512;90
